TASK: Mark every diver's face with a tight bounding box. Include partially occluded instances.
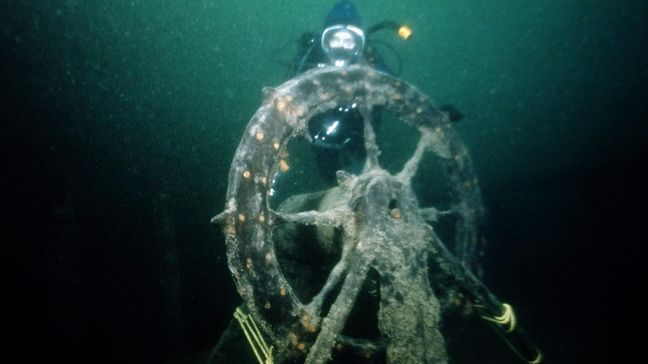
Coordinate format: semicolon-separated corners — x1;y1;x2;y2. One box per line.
328;30;357;50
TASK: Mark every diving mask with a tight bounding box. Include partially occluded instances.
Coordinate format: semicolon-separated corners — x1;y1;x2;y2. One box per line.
321;25;365;67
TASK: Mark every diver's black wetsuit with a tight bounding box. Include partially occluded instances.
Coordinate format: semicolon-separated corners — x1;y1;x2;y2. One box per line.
289;39;389;183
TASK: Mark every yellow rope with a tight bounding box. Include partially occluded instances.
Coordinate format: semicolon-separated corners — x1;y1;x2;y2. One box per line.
528;351;543;364
480;303;543;363
234;307;274;364
481;302;516;333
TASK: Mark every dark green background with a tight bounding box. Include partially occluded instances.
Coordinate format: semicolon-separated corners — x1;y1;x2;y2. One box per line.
3;1;645;362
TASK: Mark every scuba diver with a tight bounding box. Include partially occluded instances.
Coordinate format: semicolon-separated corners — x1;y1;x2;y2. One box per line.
273;1;411;183
274;0;462;183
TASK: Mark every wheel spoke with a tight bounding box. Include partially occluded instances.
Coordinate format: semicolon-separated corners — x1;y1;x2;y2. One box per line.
305;256;371;364
361;106;380;170
397;128;434;183
419;206;456;223
424;225;501;314
272;206;349;227
305;238;356;316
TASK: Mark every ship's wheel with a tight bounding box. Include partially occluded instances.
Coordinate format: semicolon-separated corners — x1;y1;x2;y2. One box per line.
213;65;489;363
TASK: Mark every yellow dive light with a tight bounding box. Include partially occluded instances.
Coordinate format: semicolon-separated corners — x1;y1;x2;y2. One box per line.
397;25;413;40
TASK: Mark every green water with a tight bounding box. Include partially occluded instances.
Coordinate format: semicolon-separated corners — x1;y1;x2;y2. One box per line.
4;1;645;362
